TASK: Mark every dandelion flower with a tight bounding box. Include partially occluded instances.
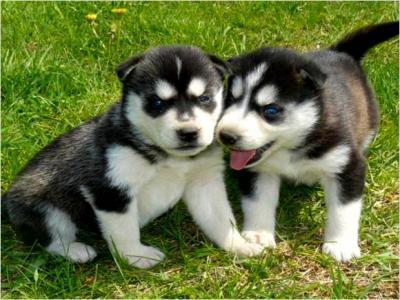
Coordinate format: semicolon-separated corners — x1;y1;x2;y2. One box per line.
111;8;128;15
85;13;97;22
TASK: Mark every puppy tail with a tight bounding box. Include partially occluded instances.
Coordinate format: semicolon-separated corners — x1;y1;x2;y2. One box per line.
330;21;399;61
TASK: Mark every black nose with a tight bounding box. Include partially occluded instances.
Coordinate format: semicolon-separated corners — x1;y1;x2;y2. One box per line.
177;128;199;143
219;131;239;146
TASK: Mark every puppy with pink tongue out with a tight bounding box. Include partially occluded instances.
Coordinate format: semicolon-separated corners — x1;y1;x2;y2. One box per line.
217;22;398;262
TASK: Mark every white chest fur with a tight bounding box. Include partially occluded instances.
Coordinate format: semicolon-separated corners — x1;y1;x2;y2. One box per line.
254;144;351;185
136;159;188;226
105;144;224;226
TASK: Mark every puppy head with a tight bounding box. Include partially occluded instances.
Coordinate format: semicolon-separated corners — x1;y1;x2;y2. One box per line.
217;48;326;170
117;46;229;157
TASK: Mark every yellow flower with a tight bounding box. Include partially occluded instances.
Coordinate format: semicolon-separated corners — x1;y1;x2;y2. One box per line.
85;13;97;22
111;23;118;33
111;8;128;15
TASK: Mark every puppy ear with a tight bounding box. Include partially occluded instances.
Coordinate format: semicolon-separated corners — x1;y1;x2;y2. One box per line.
296;63;327;90
116;55;144;82
208;54;231;78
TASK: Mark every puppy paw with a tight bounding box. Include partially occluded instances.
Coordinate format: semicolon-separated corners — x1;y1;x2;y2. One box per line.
66;242;97;263
228;239;265;257
242;230;276;248
126;245;165;269
322;242;360;262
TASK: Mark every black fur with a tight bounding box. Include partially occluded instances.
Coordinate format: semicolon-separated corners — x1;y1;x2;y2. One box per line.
330;21;399;61
337;151;366;203
232;169;258;198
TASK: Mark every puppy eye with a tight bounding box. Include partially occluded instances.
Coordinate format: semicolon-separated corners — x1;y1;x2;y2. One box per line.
263;104;283;121
151;97;167;111
198;95;210;103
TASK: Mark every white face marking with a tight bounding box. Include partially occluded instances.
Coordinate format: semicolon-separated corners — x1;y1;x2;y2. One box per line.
187;77;206;97
125;87;223;157
231;77;243;98
217;98;319;154
237;63;268;114
176;57;182;78
155;80;177;100
246;63;268;89
255;85;278;106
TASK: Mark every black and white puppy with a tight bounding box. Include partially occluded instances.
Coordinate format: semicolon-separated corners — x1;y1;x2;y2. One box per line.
4;46;263;269
217;22;398;262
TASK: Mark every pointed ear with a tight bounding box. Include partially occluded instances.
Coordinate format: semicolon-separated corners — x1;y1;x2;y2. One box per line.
296;63;327;90
207;54;231;78
116;55;144;82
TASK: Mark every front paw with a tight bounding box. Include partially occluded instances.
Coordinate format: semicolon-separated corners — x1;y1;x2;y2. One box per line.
322;241;360;262
125;245;165;269
228;239;265;257
242;230;276;248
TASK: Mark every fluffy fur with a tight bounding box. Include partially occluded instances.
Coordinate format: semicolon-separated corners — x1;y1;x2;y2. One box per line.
4;46;264;268
217;22;398;262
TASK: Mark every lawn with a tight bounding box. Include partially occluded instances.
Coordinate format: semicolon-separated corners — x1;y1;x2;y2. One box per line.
1;2;398;298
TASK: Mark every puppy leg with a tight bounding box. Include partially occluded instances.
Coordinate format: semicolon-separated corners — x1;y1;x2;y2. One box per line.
45;206;97;263
321;156;365;262
93;199;165;269
241;174;280;248
184;170;263;257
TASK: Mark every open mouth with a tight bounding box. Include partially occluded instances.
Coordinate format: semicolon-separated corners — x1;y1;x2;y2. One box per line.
230;141;275;170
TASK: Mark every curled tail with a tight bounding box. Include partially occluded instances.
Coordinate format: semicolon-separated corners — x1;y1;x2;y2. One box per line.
330;21;399;61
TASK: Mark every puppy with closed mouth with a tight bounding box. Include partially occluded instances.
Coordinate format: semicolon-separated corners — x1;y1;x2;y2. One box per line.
217;22;398;262
4;46;264;269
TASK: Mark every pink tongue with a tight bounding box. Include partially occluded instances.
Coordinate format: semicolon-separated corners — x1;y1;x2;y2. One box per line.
230;150;257;170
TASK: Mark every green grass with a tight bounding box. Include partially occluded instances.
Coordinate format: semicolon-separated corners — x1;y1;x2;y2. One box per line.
1;2;398;298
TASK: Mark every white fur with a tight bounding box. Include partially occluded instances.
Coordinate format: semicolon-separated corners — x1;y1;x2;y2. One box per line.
321;178;361;262
86;193;165;269
105;145;154;192
239;144;354;259
236;63;268;115
231;77;243;98
241;174;280;248
255;144;351;184
255;85;278;106
187;77;207;97
45;205;97;263
155;80;177;100
183;162;263;257
246;63;267;90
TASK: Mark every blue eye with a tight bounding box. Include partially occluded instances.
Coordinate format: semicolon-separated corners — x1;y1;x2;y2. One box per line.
198;95;210;103
263;104;282;121
151;97;166;111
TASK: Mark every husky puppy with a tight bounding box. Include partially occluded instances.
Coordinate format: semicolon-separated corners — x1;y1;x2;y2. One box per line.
217;22;398;262
4;46;263;269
